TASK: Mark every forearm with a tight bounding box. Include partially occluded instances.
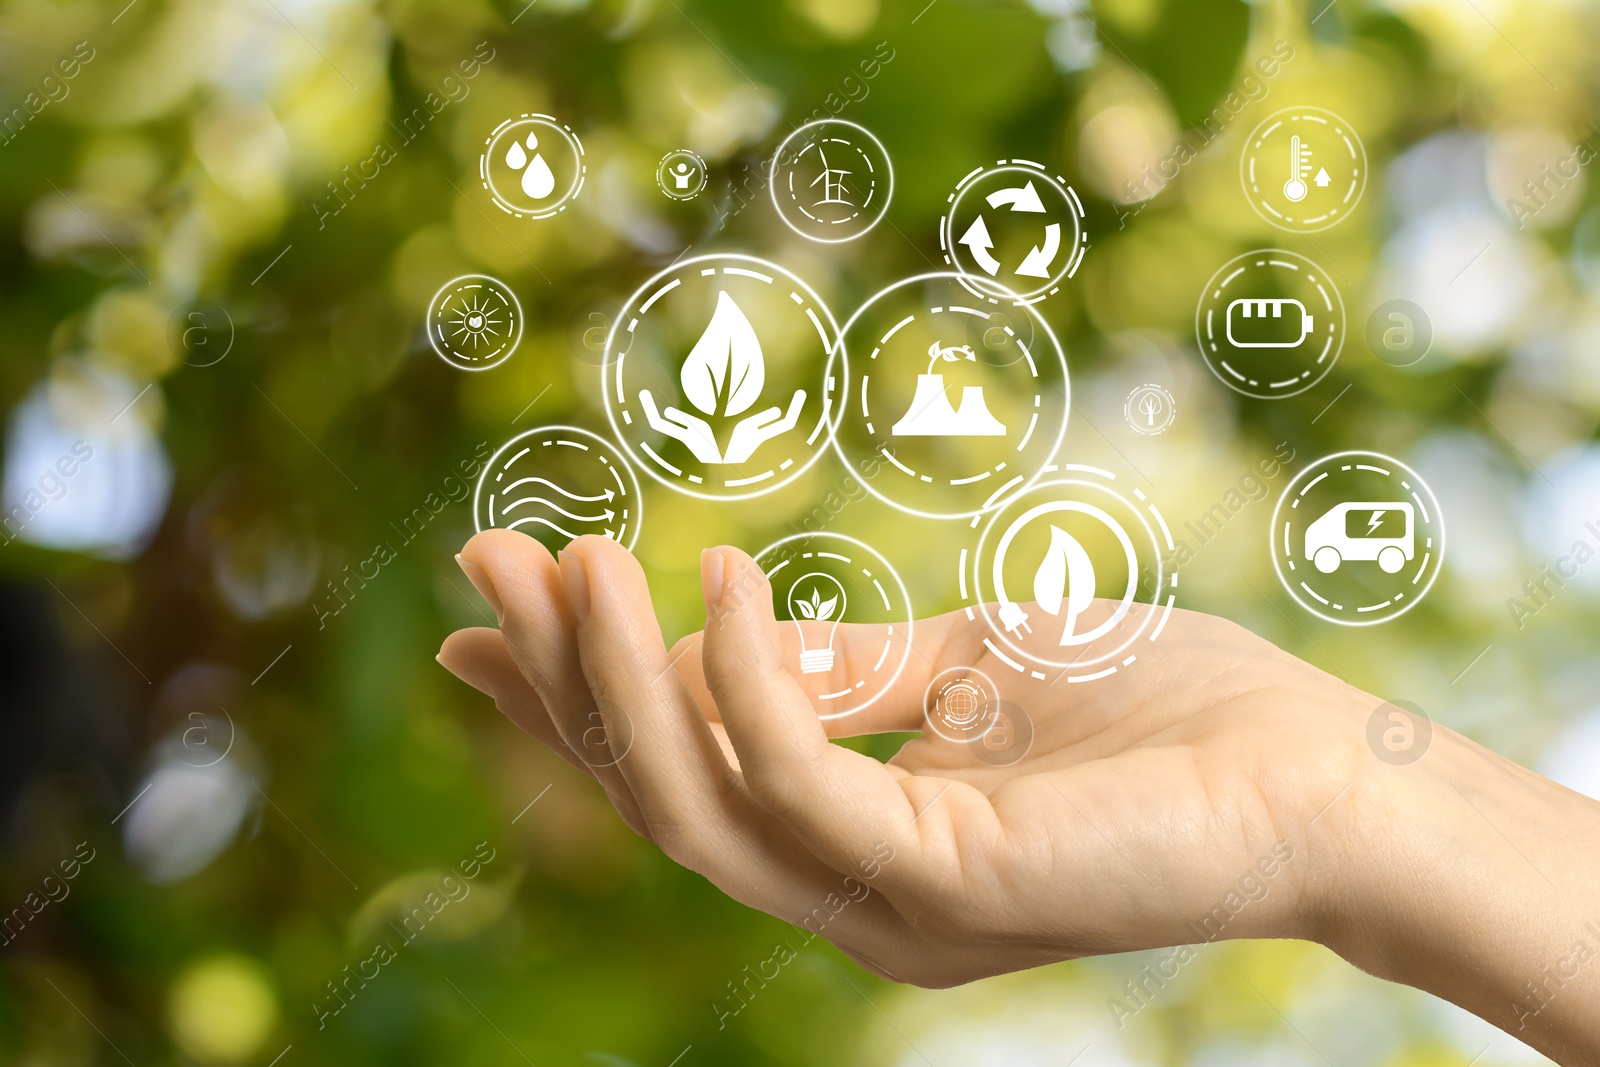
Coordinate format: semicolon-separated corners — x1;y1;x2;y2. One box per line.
1326;725;1600;1064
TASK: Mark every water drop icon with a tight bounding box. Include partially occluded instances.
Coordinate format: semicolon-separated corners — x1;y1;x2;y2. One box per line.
506;130;556;201
481;115;586;219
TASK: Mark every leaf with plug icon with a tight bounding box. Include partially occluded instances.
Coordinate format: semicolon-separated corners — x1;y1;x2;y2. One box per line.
1034;525;1095;644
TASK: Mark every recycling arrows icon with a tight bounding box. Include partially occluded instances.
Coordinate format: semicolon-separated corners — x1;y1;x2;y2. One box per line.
956;180;1062;279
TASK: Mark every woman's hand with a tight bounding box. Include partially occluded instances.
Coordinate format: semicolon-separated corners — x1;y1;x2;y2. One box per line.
441;530;1369;977
440;531;1600;1062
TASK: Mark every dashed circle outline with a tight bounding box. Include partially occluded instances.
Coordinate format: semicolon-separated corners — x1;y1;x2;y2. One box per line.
940;159;1089;307
753;532;914;721
1194;249;1345;400
923;666;1002;744
1124;383;1176;435
769;119;894;244
829;272;1069;521
656;148;708;201
480;113;586;220
1269;450;1445;627
473;425;642;550
1240;106;1367;233
959;464;1178;679
427;274;524;372
602;253;844;502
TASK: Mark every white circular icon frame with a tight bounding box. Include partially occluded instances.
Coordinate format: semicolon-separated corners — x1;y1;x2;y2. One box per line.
480;113;586;220
754;532;913;721
923;666;1002;745
1195;249;1345;400
1240;106;1367;233
656;148;708;201
940;159;1088;307
602;253;843;502
474;425;642;550
961;465;1178;680
427;274;524;372
1270;451;1445;627
1124;383;1176;436
768;119;894;244
829;272;1070;521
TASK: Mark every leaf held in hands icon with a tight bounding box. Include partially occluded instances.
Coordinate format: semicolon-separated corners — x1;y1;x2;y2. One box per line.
682;292;765;418
1034;525;1095;644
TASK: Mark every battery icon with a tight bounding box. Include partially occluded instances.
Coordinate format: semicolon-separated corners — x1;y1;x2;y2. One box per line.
1226;298;1315;349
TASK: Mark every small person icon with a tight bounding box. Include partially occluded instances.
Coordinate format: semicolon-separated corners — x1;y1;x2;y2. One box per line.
674;162;693;190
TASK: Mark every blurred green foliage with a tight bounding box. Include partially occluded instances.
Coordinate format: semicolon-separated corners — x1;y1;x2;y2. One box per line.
0;0;1596;1063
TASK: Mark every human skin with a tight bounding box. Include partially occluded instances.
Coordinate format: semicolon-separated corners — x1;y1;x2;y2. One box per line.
440;530;1600;1065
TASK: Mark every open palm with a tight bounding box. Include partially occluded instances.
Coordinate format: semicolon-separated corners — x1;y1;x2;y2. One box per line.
441;531;1373;985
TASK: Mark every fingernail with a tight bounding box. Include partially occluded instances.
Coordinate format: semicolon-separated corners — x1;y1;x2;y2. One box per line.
456;554;503;619
558;549;591;624
701;548;725;611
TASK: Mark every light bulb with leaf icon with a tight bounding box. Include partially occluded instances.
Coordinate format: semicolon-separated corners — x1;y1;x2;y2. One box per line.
639;291;806;464
788;572;846;674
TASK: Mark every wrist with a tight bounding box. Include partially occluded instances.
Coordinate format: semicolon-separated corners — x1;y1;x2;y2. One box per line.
1315;717;1600;1059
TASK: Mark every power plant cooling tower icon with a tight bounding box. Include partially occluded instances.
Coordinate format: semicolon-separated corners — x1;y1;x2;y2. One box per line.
891;342;1008;437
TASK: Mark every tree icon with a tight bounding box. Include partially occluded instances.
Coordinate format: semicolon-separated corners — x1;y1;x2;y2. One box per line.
1137;391;1164;427
1125;384;1174;435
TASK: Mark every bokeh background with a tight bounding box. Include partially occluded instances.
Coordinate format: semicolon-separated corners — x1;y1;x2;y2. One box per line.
3;0;1599;1063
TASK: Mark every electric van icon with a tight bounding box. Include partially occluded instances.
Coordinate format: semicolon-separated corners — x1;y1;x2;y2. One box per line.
1304;501;1414;574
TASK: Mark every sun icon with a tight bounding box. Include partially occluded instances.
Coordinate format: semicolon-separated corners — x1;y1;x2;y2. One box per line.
427;275;524;371
449;294;506;349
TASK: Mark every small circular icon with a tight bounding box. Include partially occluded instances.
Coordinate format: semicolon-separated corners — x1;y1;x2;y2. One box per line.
656;149;708;201
480;114;585;219
427;275;523;371
831;273;1069;519
1124;384;1176;435
1241;107;1367;233
1195;249;1345;399
753;533;912;720
167;300;235;368
1271;451;1445;626
603;254;842;501
769;119;893;243
1366;699;1433;766
941;160;1088;306
962;465;1177;679
567;298;620;367
474;426;642;551
1365;299;1433;368
968;700;1034;767
924;667;1002;744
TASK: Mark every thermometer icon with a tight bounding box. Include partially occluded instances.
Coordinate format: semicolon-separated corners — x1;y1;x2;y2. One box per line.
1283;134;1310;202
